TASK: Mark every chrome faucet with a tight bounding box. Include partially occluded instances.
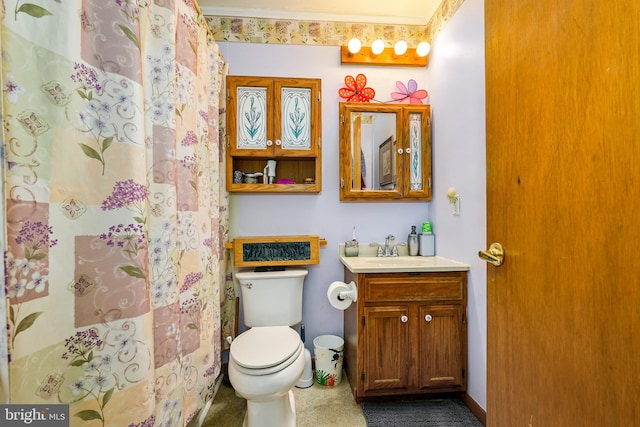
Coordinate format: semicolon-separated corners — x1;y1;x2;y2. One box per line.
379;235;398;257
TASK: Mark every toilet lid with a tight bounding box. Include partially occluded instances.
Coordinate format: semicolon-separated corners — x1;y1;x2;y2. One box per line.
230;326;302;369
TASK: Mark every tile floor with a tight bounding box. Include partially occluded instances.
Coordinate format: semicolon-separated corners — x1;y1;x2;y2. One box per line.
201;371;367;426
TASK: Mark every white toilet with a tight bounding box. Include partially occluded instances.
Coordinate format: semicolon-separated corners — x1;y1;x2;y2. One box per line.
228;267;308;427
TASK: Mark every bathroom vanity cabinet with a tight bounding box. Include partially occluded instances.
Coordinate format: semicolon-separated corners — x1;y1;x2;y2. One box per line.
226;76;322;193
342;269;467;401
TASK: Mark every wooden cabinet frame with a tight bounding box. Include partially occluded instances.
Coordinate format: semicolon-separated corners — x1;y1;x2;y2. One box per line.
339;103;432;201
226;76;322;193
343;270;467;401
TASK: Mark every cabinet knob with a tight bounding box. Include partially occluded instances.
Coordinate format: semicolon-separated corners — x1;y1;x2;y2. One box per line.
405;147;411;154
425;314;433;322
400;315;408;323
275;139;282;146
397;148;404;154
266;140;273;146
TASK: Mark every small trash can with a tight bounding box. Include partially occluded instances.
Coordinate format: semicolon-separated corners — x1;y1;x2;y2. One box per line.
313;335;344;386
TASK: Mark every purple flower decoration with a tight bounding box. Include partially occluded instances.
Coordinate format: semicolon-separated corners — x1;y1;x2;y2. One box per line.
70;63;102;92
180;271;203;293
129;416;156;427
15;220;57;250
390;79;429;104
62;329;103;360
181;130;198;146
101;179;147;211
99;223;146;249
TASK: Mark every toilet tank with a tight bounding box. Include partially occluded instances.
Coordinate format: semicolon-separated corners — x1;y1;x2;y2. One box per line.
235;268;308;327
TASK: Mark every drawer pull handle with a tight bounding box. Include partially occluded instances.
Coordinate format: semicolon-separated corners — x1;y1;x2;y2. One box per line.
400;315;408;323
425;314;433;322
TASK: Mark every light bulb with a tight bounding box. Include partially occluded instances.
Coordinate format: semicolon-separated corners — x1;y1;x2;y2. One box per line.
371;39;385;55
347;38;362;54
416;41;431;57
394;40;408;56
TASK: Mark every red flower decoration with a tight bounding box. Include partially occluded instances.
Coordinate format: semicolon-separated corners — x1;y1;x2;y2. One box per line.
338;74;375;102
390;79;428;104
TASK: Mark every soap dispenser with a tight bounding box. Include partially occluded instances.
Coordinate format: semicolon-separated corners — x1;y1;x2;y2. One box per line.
419;222;435;256
345;227;359;257
408;225;419;256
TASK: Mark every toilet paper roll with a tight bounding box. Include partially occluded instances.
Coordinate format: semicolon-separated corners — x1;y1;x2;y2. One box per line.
327;281;354;310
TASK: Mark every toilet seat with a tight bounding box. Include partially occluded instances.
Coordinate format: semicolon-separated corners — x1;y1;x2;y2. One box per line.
230;326;303;375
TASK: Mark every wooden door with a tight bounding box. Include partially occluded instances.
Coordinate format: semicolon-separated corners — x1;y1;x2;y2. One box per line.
417;305;465;390
362;305;410;392
485;1;640;426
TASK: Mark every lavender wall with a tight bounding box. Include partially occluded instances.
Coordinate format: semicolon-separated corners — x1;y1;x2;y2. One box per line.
426;0;487;409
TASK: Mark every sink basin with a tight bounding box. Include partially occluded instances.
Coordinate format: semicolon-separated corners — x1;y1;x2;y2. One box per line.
360;257;430;267
340;255;470;273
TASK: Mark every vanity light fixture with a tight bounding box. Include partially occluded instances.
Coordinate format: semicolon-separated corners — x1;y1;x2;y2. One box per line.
371;39;385;55
340;38;429;67
347;38;362;54
416;42;431;57
394;40;408;56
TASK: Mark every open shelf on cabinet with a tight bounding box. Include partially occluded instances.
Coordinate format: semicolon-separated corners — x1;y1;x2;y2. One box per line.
227;156;321;193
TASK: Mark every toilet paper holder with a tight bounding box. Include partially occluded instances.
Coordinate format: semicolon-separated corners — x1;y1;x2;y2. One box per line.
337;282;357;302
327;281;358;310
336;281;357;302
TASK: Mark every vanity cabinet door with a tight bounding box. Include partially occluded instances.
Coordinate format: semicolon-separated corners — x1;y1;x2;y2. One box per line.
362;305;411;392
417;304;466;390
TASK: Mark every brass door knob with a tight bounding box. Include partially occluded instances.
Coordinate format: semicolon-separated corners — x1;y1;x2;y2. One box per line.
478;242;505;267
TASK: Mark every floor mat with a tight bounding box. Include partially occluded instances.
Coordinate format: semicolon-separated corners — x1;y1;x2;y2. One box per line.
361;399;483;427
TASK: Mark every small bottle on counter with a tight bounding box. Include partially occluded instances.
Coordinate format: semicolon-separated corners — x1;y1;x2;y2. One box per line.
419;222;435;256
408;225;419;256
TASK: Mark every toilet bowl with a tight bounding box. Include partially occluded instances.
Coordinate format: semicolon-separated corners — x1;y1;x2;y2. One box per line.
229;326;306;427
229;267;308;427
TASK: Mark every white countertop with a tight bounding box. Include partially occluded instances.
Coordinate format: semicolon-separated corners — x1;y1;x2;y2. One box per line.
339;254;470;273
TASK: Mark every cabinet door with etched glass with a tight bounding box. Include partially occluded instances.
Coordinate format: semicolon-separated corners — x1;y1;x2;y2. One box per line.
227;76;319;157
401;105;431;200
273;79;319;157
227;77;273;156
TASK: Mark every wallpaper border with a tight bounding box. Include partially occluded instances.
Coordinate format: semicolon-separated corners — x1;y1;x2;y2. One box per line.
205;0;465;48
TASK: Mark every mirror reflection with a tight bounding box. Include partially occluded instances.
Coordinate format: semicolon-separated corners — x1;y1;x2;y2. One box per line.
349;112;397;190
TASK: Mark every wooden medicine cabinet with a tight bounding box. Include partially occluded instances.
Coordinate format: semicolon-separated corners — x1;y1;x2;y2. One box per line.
226;76;322;193
339;102;432;201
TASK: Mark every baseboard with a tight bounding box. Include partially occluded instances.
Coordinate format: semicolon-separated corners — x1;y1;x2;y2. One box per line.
462;393;486;426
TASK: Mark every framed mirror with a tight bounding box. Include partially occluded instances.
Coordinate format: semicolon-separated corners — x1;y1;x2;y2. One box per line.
339;103;432;201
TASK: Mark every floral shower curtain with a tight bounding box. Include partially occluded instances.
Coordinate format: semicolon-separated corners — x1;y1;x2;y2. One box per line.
0;1;229;426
